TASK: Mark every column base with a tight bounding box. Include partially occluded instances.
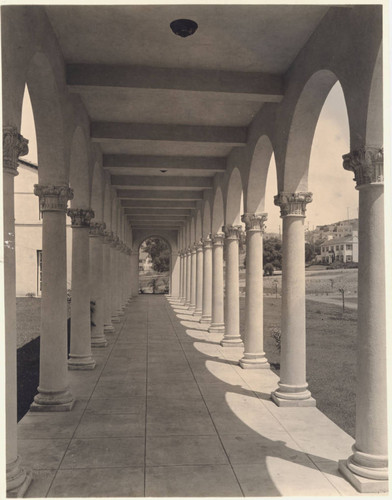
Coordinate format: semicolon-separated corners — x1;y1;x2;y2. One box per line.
30;388;74;412
240;353;270;369
271;389;316;407
7;457;33;498
91;337;108;348
104;323;115;333
209;323;225;333
68;355;96;370
220;335;244;347
338;460;389;493
200;315;211;324
188;305;196;313
111;315;121;323
116;309;125;316
193;308;202;316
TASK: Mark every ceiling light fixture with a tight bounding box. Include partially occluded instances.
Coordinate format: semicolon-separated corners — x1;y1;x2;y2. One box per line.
170;19;198;38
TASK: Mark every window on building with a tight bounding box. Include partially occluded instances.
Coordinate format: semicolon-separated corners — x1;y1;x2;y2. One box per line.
336;245;339;250
346;244;352;250
347;255;352;261
340;245;344;250
37;250;42;295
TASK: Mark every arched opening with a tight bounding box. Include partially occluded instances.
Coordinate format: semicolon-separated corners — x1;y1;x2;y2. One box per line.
211;187;224;235
90;162;104;222
138;236;171;294
202;200;211;238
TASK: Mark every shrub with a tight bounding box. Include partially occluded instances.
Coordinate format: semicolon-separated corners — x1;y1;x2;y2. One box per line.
25;292;36;297
270;325;281;352
264;263;274;276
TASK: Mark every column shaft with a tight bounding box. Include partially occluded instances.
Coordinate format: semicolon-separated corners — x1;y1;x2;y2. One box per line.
103;233;115;332
67;209;96;369
181;251;187;304
185;249;191;306
272;193;315;407
189;246;197;312
221;226;243;346
90;223;107;347
240;214;269;368
194;242;203;315
32;185;74;411
209;232;225;333
3;127;32;495
338;148;387;492
200;236;212;323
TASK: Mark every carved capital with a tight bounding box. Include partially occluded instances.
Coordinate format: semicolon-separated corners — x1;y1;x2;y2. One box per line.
241;213;268;232
186;247;192;255
3;127;29;176
202;234;213;249
274;192;312;217
103;230;114;245
34;184;74;213
191;243;197;254
212;232;225;246
67;208;95;228
343;147;383;188
223;225;242;240
110;235;120;248
89;221;106;238
196;239;204;252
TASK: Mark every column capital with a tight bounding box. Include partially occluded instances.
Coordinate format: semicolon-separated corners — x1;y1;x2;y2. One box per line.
103;230;114;245
202;234;213;249
196;239;204;252
274;192;312;217
241;213;268;232
191;243;197;254
343;146;383;188
3;126;29;176
186;247;192;255
110;235;120;247
34;184;74;212
67;208;95;228
212;231;225;246
89;221;106;238
223;225;242;240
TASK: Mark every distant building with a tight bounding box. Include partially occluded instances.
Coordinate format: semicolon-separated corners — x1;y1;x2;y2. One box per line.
306;218;358;243
15;160;72;297
320;231;358;264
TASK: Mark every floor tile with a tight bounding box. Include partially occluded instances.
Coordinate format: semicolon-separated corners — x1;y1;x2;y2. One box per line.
60;437;145;469
25;469;57;498
74;411;145;438
48;467;144;497
86;397;145;414
145;464;243;497
19;439;70;470
146;435;228;466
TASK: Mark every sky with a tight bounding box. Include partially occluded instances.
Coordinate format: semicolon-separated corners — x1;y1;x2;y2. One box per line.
21;82;357;234
263;83;357;234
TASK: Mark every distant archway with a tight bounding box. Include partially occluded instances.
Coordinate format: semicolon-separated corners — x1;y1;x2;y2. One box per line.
138;236;171;294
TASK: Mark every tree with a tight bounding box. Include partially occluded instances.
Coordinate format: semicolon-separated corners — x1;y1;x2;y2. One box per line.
305;242;316;263
264;263;274;276
263;237;282;269
142;238;170;272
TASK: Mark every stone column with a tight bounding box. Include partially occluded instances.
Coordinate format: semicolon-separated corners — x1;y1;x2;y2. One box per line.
240;213;269;368
178;251;184;301
209;232;225;333
67;208;96;369
117;243;125;314
3;127;32;496
126;248;133;302
189;245;197;312
194;240;204;316
181;250;187;304
110;237;121;322
185;248;192;307
221;226;243;347
271;192;315;407
103;231;115;333
130;251;139;297
89;222;108;347
200;235;212;324
31;184;74;411
338;148;388;492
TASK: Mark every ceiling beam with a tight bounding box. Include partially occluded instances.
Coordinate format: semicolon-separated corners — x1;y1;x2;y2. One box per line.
121;200;196;209
67;64;284;102
124;208;191;216
127;215;187;221
117;190;203;200
103;154;226;172
111;175;212;190
91;122;247;146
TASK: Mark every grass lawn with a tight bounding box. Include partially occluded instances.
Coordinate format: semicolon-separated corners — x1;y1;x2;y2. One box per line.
239;296;356;437
16;297;41;348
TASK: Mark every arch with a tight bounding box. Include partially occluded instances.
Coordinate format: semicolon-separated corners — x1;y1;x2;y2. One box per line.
212;187;224;234
91;162;104;221
246;135;275;213
195;211;202;241
69;126;90;209
189;216;196;245
26;51;68;185
103;183;112;230
366;44;382;146
225;168;243;225
137;234;172;254
202;200;212;238
282;70;341;192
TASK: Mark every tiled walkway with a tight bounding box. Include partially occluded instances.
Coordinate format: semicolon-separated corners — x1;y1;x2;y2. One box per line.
19;295;360;497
